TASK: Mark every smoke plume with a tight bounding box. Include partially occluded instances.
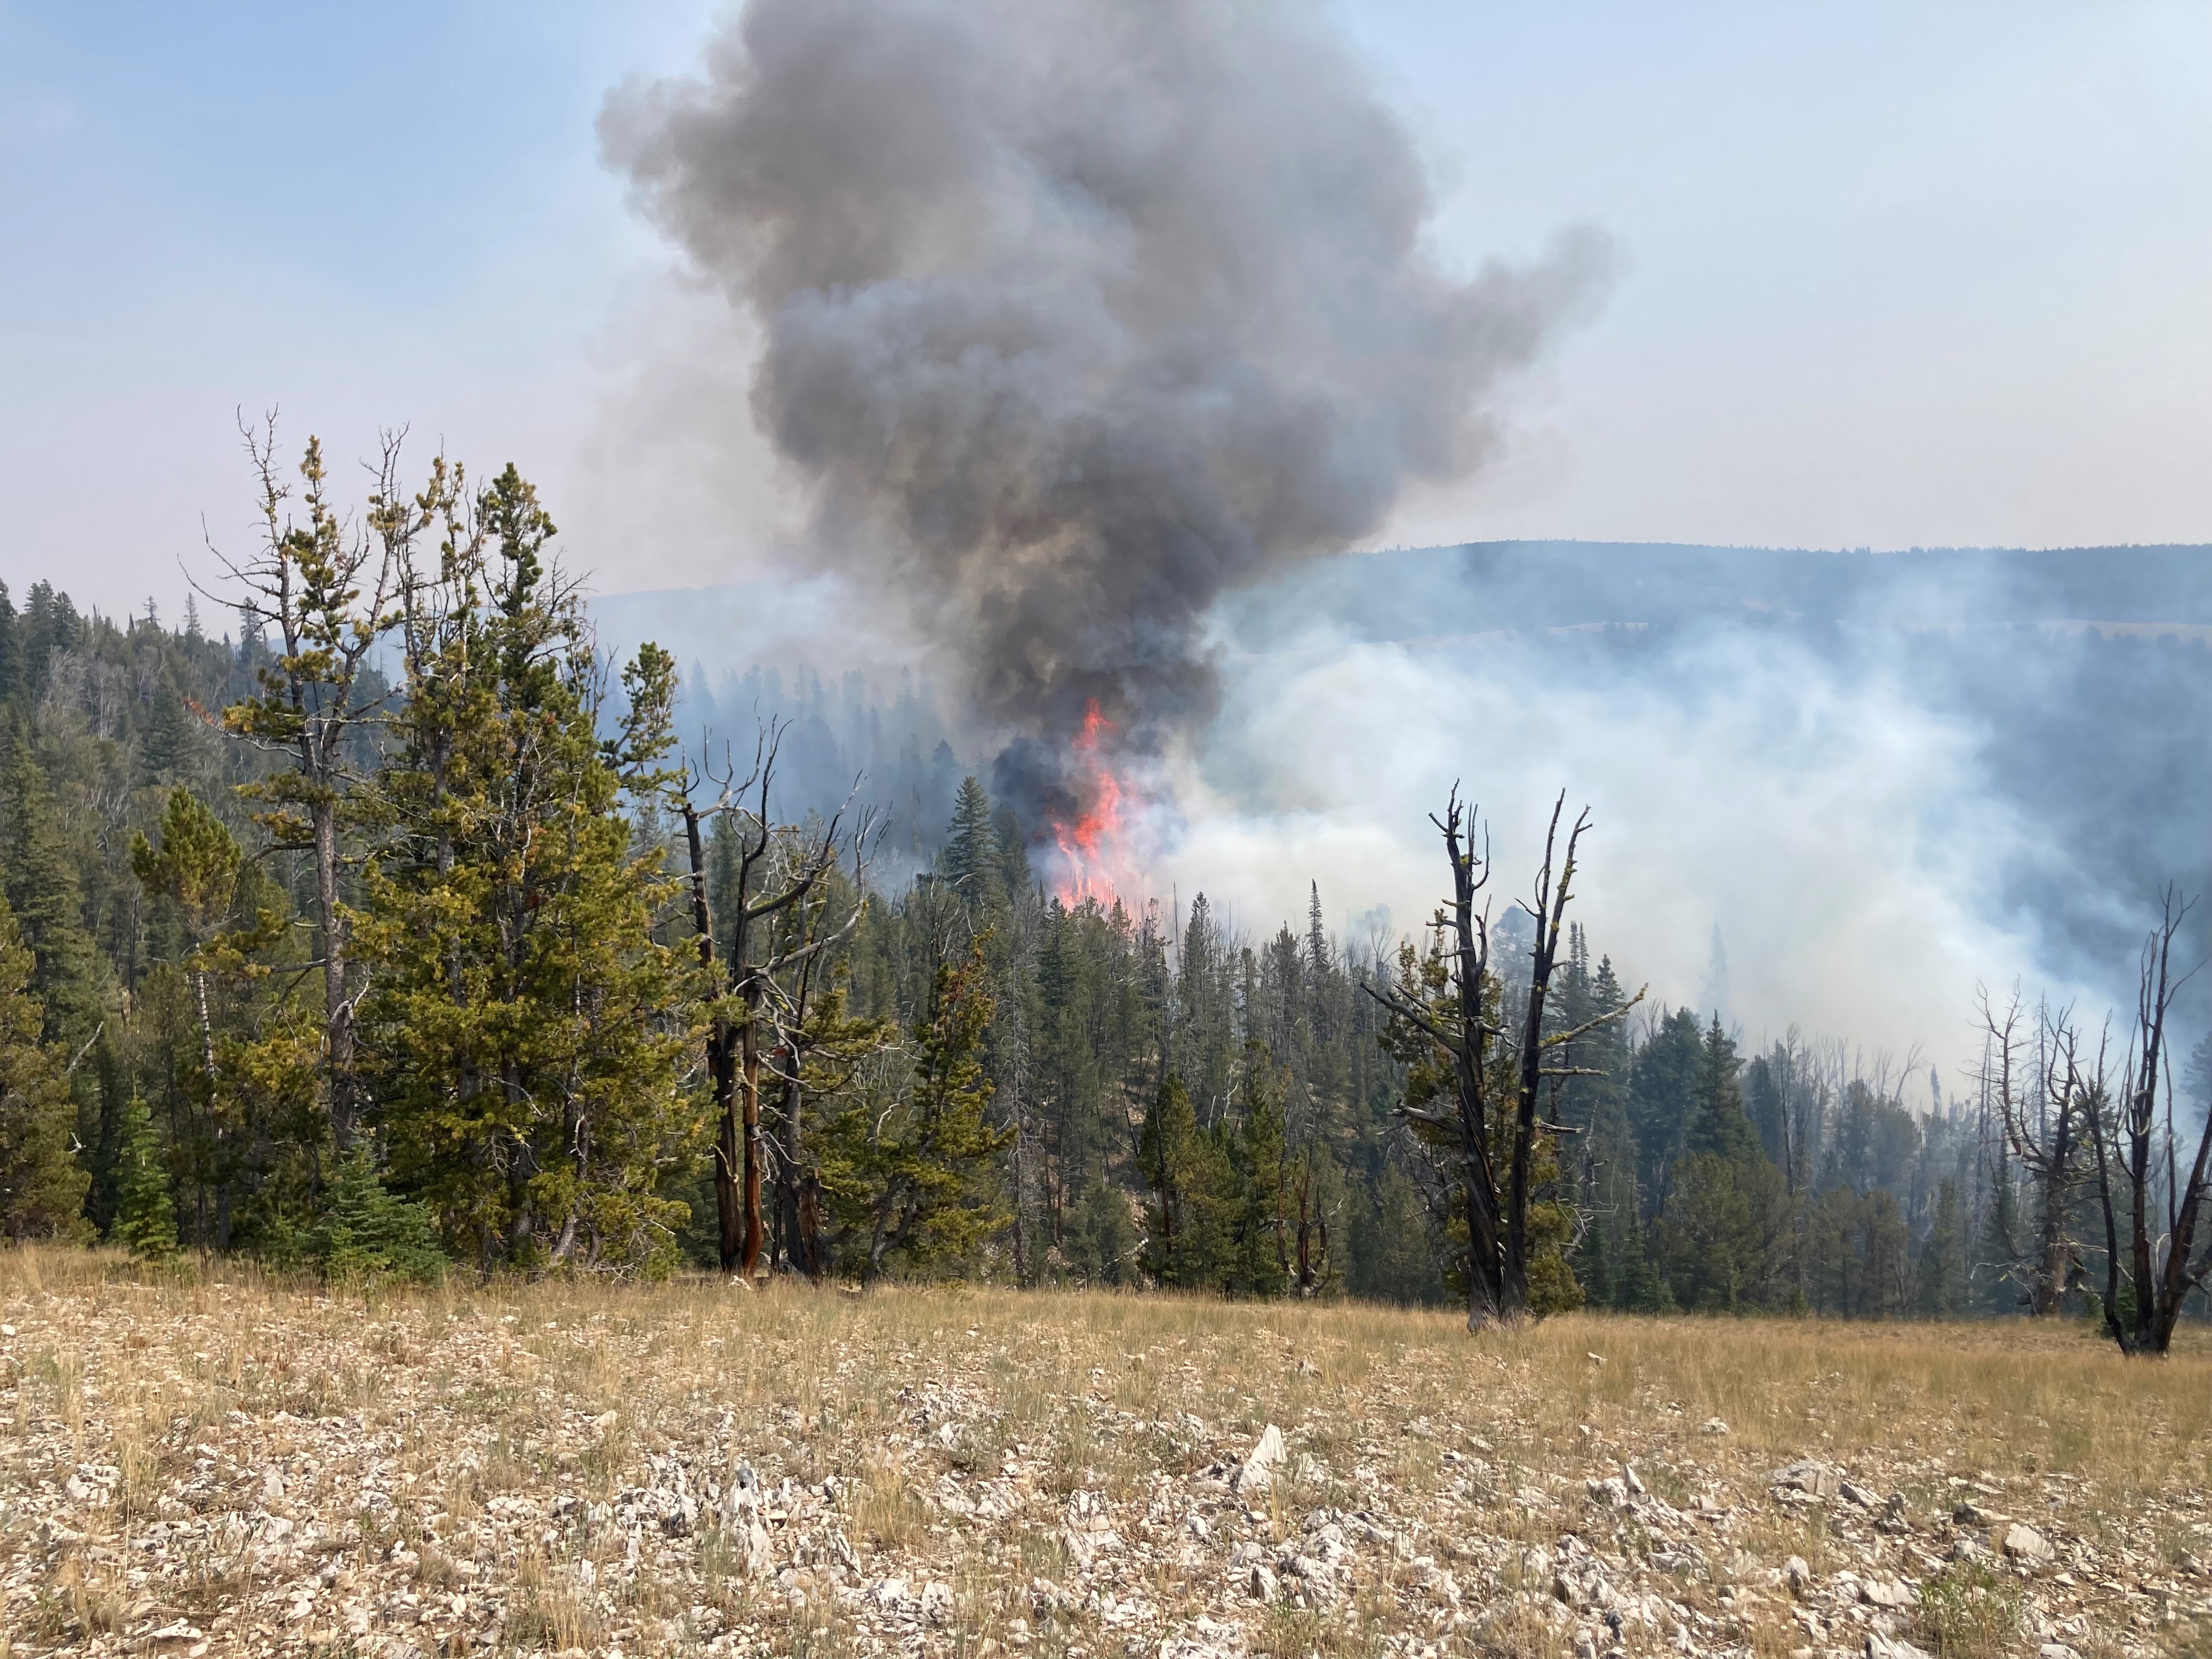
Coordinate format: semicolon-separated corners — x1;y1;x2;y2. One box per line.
601;0;1616;786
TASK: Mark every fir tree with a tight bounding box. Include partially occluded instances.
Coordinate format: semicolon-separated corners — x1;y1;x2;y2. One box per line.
940;776;1004;908
1139;1072;1233;1288
0;891;89;1237
112;1093;179;1260
1064;1179;1139;1286
992;804;1032;901
1685;1014;1757;1163
308;1142;448;1284
831;944;1012;1279
1;735;106;1049
1916;1177;1965;1316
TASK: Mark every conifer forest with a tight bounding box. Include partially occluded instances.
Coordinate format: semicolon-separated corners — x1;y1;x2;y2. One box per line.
4;438;2204;1353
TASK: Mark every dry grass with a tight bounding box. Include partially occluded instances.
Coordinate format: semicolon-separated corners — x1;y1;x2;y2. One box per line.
4;1244;2210;1656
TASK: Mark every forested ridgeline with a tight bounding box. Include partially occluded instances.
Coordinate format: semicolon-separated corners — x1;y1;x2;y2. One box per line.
0;447;2200;1334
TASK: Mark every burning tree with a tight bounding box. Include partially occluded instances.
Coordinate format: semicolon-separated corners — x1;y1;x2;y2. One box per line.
1369;789;1641;1331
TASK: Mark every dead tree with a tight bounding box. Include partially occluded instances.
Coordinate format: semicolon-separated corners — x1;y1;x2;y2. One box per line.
210;417;421;1146
760;820;879;1281
1367;788;1640;1330
1978;989;2097;1316
675;725;855;1276
2089;889;2208;1355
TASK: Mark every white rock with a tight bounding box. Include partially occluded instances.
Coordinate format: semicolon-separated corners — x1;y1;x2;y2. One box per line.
1233;1424;1287;1494
2004;1522;2054;1562
1248;1563;1279;1602
1768;1459;1839;1498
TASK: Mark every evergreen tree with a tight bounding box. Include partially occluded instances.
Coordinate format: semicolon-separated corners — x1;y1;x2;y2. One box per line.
1347;1163;1440;1305
359;464;693;1274
941;776;1003;909
1227;1055;1290;1297
1064;1179;1139;1286
1139;1072;1233;1288
992;804;1032;901
308;1142;448;1284
1685;1014;1756;1163
0;891;89;1237
1609;1194;1671;1312
112;1093;179;1260
1627;1007;1703;1202
1916;1176;1965;1316
2;735;106;1049
0;583;18;703
828;944;1011;1279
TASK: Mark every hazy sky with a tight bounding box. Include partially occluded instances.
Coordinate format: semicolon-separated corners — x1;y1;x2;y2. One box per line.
3;1;2206;620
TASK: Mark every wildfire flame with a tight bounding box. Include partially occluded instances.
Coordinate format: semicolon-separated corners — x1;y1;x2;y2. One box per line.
1049;699;1125;907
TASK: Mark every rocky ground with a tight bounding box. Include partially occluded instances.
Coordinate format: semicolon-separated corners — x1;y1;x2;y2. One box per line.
4;1249;2211;1658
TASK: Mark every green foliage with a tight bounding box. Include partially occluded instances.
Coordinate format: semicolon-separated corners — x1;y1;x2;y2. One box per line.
0;891;89;1238
2;735;106;1049
1063;1180;1139;1286
131;788;242;944
1139;1073;1235;1288
1348;1164;1442;1305
1916;1559;2022;1655
358;464;694;1276
940;777;1005;909
1654;1152;1791;1312
308;1143;448;1284
822;944;1011;1280
112;1093;179;1261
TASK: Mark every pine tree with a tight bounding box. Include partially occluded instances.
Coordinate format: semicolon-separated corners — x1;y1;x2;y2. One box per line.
112;1093;179;1260
1915;1177;1965;1316
131;788;243;1098
0;891;89;1238
1228;1056;1289;1297
1627;1007;1703;1200
0;583;18;704
1610;1189;1670;1312
359;463;693;1274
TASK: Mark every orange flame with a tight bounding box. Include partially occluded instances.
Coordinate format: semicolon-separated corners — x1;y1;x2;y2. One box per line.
1051;699;1125;907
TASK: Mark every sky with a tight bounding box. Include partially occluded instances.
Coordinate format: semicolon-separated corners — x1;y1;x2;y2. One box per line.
2;1;2207;619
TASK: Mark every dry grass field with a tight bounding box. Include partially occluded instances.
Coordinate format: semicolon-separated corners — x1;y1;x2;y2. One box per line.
4;1248;2209;1659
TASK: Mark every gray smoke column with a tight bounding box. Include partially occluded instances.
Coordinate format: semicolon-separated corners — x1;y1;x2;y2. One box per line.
602;0;1616;822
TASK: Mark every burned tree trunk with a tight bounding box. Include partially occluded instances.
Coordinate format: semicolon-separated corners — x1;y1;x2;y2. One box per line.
2090;889;2209;1355
1368;788;1637;1332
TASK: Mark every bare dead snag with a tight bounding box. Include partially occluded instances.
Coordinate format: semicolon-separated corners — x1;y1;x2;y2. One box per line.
1365;787;1640;1332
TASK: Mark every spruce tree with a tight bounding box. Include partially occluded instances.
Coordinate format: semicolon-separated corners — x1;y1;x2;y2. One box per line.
992;804;1032;901
112;1093;179;1260
0;891;89;1238
1685;1014;1757;1163
941;776;1004;908
826;945;1011;1280
1;735;106;1049
1627;1008;1703;1198
308;1143;447;1284
1139;1072;1233;1288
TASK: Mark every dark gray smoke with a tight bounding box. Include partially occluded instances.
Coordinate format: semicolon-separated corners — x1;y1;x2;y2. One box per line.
602;0;1615;778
